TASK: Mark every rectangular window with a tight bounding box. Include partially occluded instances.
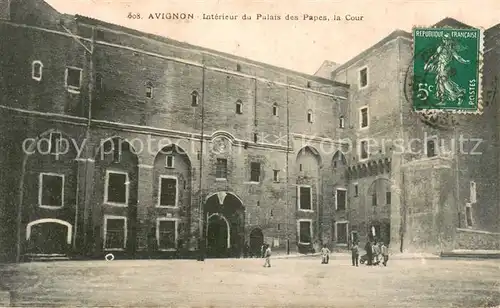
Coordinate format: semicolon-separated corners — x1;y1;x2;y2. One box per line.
354;184;359;197
65;67;82;93
359;67;368;88
166;155;174;168
298;186;312;210
336;222;348;244
159;177;178;207
372;192;377;206
32;61;43;81
351;231;359;244
360;107;368;128
336;188;346;210
250;162;260;182
273;170;279;182
157;219;177;250
339;116;345;128
105;171;128;205
465;203;473;227
104;217;126;250
427;140;436;157
470;181;477;203
298;220;312;244
360;140;368;160
146;85;153;98
216;158;228;179
96;29;105;40
49;132;62;155
39;173;64;208
386;191;391;205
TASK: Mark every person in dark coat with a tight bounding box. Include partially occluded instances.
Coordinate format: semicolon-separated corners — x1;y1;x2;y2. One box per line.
364;240;373;266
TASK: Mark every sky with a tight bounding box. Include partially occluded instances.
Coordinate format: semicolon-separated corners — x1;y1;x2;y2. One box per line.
44;0;500;75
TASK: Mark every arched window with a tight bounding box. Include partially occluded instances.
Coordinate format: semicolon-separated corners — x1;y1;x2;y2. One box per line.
272;103;278;116
236;100;243;114
191;91;199;106
339;116;345;128
146;82;154;99
32;60;43;81
96;73;103;91
307;109;313;123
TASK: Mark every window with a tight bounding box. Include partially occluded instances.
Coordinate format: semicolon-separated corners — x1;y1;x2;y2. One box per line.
49;132;62;155
253;133;258;143
191;91;199;106
95;29;105;40
339;116;345;128
372;191;377;206
306;81;311;88
360;107;368;128
299;164;303;172
273;170;279;182
360;140;368;160
216;158;228;179
351;231;359;245
272;103;278;116
426;140;436;157
386;191;391;205
298;220;312;244
39;173;64;208
105;171;128;205
470;181;477;203
158;176;178;207
336;222;348;244
32;61;43;81
236;64;241;72
307;110;313;123
157;219;177;250
298;186;312;211
354;184;359;197
236;100;243;114
146;82;154;98
166;155;174;168
336;188;347;210
96;74;103;91
250;162;260;182
465;203;473;227
104;216;127;250
359;67;368;88
65;67;82;93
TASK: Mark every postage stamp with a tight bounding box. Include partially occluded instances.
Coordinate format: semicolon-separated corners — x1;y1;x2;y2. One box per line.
412;27;484;114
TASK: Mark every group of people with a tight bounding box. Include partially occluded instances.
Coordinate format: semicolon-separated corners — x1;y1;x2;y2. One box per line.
351;240;389;266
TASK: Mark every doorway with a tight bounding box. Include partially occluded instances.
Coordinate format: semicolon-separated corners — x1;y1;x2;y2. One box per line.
249;228;264;257
206;214;230;258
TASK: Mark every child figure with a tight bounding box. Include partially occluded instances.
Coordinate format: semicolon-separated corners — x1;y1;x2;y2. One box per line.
263;244;272;267
320;245;330;264
381;242;389;266
351;242;359;267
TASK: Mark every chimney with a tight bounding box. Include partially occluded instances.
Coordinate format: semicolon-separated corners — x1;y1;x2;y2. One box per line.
0;0;11;21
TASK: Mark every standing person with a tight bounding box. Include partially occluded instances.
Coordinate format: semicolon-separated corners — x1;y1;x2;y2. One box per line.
263;244;272;267
260;243;265;258
381;242;389;266
320;244;330;264
351;241;359;267
373;241;380;265
364;240;373;266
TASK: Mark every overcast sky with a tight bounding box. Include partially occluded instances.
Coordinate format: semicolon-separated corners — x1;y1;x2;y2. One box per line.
45;0;500;75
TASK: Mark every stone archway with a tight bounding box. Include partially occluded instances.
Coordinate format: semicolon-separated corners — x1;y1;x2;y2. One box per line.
366;178;392;245
249;228;264;257
204;192;244;258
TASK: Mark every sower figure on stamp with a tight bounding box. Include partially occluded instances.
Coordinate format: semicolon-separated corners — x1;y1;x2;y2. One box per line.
320;244;330;264
263;244;272;267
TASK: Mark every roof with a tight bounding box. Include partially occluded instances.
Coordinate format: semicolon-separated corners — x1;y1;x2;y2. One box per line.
72;14;349;88
332;29;411;74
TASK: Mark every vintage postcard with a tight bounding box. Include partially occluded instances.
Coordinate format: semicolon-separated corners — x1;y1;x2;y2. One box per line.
0;0;500;307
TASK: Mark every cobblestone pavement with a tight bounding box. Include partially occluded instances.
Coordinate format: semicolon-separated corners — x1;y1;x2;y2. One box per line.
1;256;500;307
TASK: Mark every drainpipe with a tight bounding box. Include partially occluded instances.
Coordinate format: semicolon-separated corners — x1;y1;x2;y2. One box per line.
285;78;290;254
197;59;206;261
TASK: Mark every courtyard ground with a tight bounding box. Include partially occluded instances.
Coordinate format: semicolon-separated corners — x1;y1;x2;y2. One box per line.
1;255;499;307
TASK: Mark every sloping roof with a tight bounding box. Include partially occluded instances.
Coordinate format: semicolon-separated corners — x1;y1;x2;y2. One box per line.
332;29;411;74
72;14;349;88
432;17;473;29
314;60;340;79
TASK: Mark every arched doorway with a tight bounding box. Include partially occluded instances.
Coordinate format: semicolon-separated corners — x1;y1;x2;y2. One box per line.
249;228;264;257
204;192;245;258
206;214;230;258
26;219;72;255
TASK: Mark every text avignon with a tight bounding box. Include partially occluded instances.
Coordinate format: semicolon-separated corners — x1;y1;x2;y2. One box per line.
149;13;195;20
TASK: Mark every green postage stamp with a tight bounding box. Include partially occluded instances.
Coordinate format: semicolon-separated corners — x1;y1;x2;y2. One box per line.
412;27;483;114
